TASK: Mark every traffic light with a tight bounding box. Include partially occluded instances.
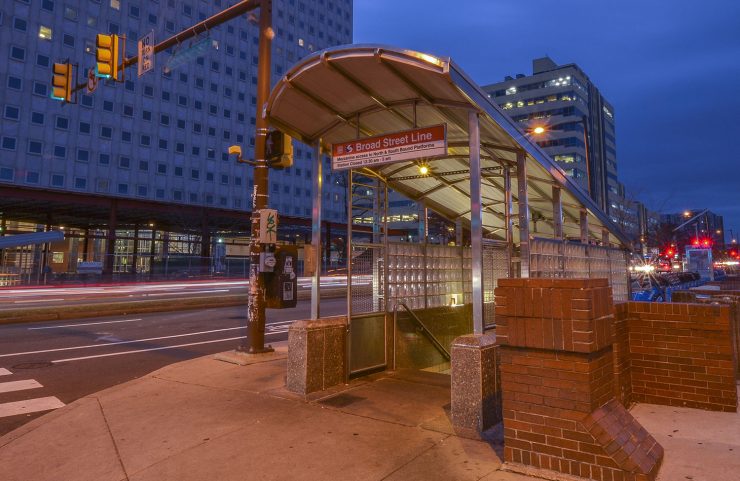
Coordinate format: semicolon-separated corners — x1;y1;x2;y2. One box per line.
265;130;293;169
50;62;73;102
95;34;119;80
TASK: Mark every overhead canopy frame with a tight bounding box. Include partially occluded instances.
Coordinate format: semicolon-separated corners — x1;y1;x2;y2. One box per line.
266;44;630;249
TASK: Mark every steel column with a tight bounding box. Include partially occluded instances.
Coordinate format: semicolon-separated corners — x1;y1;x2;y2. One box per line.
132;225;139;275
503;164;514;277
552;186;563;239
311;140;323;320
468;111;483;334
149;228;156;280
580;209;589;244
103;200;118;279
601;228;610;246
516;152;530;278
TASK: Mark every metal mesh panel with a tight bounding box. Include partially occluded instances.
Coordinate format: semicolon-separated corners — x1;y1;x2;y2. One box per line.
483;241;509;327
350;243;384;314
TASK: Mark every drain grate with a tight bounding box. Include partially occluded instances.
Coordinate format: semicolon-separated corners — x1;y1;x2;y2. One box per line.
12;361;54;370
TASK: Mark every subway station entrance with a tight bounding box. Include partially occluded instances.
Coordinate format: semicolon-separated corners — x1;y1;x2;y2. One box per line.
267;45;632;379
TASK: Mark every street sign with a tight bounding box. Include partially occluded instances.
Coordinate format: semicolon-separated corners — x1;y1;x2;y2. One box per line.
258;209;278;244
138;31;155;77
331;124;447;171
86;68;98;93
163;37;216;73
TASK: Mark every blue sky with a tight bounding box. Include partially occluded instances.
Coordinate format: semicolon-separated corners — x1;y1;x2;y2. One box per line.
353;0;740;238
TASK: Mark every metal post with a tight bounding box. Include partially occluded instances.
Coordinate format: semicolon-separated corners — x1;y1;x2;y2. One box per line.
149;228;156;280
418;202;428;243
601;228;610;246
82;228;90;262
132;225;139;276
468;111;483;335
242;0;273;353
311;140;323;320
552;186;563;239
503;164;514;277
103;200;117;280
517;152;530;278
580;209;589;244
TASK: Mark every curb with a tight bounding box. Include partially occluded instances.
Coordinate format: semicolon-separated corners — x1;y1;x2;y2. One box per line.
0;288;346;325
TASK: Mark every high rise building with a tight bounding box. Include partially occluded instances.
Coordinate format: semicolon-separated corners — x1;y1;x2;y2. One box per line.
0;0;352;277
482;56;622;219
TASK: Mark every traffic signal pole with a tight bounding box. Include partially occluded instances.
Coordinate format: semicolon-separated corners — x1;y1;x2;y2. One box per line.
239;0;274;354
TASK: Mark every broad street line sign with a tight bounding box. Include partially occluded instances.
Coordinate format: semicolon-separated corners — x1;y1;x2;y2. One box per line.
331;124;447;171
138;31;155;77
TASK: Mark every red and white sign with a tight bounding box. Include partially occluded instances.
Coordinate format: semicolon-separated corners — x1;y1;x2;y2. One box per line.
331;124;447;171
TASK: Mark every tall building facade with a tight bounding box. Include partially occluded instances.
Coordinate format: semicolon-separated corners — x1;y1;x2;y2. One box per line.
483;56;622;219
0;0;352;276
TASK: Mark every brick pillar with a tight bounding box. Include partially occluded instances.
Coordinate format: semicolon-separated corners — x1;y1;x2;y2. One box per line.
495;278;663;481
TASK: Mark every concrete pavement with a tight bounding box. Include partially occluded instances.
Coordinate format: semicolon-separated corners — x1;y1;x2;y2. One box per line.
1;343;738;481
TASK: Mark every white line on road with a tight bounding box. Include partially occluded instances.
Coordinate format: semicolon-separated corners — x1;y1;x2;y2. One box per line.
0;368;12;376
28;318;143;331
145;289;230;296
0;379;43;393
52;330;290;363
0;396;65;418
12;298;66;304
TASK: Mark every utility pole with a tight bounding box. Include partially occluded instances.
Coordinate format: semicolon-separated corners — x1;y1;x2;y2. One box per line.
240;0;274;354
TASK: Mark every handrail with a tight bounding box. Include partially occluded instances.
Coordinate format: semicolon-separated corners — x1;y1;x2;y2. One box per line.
397;301;451;361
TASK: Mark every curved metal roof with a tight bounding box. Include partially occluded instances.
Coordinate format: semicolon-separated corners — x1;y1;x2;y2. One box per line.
266;44;630;247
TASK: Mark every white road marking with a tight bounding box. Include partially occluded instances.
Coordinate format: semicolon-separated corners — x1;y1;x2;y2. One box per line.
29;318;143;330
0;396;65;418
145;289;230;296
53;331;288;363
0;368;11;376
13;298;66;304
6;322;292;358
0;379;43;394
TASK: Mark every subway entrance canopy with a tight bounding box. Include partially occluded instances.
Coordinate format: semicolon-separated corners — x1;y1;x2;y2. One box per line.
266;45;631;249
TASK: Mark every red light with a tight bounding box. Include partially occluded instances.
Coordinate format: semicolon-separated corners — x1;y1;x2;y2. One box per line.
692;239;700;246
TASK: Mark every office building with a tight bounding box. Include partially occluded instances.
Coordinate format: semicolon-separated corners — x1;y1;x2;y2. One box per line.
0;0;352;278
483;56;623;219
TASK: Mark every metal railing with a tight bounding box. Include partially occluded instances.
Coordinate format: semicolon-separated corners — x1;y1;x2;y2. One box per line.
397;301;450;361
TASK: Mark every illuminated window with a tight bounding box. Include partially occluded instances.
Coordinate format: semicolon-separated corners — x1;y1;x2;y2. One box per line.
516;100;524;108
110;0;120;10
505;86;517;95
38;25;52;40
503;102;513;110
298;38;304;46
554;154;575;164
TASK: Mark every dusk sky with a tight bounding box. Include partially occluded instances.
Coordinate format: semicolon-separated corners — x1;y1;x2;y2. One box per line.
354;0;740;239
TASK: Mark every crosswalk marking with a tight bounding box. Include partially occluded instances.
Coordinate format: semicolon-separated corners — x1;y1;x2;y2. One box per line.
0;379;43;394
0;368;11;376
0;396;65;418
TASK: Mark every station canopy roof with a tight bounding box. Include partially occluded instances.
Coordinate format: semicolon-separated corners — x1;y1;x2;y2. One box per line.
266;45;630;248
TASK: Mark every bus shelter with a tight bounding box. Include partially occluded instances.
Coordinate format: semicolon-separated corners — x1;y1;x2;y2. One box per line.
266;45;631;379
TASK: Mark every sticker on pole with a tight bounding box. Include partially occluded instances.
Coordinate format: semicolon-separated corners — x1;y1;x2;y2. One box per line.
258;209;278;244
138;31;155;77
331;124;447;171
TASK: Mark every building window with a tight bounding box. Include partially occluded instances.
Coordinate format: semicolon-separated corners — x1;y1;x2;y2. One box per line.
100;126;113;139
117;183;128;194
36;54;50;67
63;34;75;48
54;145;66;158
77;149;90;162
191;169;200;180
10;46;26;61
13;18;28;32
26;171;40;184
79;121;91;133
96;179;109;193
173;190;183;201
137;185;147;196
0;167;14;181
38;26;52;41
157;164;167;174
41;0;54;11
119;156;130;168
99;153;110;164
33;82;48;97
55;116;69;130
32;112;45;125
4;105;20;120
139;160;148;171
28;140;42;154
1;137;17;151
189;193;198;203
7;76;22;90
80;95;93;107
50;174;64;187
74;177;87;189
174;166;183;176
140;135;151;146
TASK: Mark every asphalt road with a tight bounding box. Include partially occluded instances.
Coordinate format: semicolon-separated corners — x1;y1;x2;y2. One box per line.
0;297;346;436
0;277;358;311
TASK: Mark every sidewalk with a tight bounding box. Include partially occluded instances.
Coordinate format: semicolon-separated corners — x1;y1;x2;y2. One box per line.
1;345;738;481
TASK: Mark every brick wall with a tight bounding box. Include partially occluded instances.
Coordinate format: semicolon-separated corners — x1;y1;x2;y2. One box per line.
496;278;663;481
615;302;737;412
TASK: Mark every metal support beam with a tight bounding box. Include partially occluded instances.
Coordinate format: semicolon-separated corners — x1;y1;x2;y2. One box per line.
418;202;428;243
580;209;589;244
311;140;323;320
132;224;139;276
516;152;530;278
103;200;117;279
469;111;484;334
552;186;563;239
602;228;610;246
